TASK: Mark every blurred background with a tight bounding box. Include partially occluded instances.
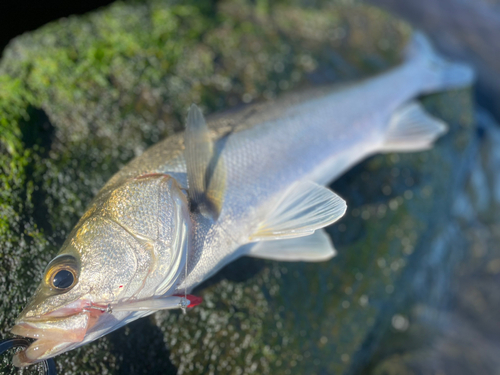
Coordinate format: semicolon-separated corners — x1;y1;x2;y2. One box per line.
2;0;500;121
0;0;116;52
0;0;499;374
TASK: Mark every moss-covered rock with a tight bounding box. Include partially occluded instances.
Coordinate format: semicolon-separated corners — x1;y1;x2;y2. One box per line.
0;0;474;374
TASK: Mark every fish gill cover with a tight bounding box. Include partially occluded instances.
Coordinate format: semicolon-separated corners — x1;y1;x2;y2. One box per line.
0;0;474;374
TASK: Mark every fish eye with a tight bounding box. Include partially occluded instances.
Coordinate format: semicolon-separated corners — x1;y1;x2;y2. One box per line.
52;269;75;289
44;255;79;291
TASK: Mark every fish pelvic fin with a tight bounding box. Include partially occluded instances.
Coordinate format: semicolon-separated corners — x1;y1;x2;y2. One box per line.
184;104;225;218
405;31;474;93
246;229;336;262
250;181;346;241
381;101;448;153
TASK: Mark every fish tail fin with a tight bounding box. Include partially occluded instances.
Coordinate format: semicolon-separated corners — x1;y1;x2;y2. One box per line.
405;31;474;93
381;101;448;152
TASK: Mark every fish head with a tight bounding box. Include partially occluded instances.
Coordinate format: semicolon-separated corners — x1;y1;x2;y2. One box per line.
10;221;140;367
11;174;191;367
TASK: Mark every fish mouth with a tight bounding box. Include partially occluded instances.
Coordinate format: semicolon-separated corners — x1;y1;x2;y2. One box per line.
10;337;75;368
10;303;104;367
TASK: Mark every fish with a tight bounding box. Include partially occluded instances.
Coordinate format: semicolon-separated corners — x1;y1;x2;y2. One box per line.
8;32;473;367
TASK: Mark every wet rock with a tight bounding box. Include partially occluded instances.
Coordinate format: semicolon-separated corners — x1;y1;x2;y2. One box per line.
363;110;500;375
0;0;474;374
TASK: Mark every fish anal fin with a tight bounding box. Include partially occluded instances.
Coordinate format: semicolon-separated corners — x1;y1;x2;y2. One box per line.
247;229;336;262
250;181;346;241
381;101;448;153
184;104;225;218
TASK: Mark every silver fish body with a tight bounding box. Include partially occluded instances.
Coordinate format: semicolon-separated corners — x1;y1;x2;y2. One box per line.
10;33;474;366
111;33;473;291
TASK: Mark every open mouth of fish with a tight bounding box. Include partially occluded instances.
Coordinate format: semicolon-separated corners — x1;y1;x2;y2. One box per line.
9;301;104;367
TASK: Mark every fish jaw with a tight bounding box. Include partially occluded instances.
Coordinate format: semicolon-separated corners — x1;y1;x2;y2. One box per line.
11;339;75;367
10;301;104;367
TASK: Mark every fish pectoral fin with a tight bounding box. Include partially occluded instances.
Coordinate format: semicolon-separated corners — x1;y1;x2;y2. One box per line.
381;101;448;152
184;104;225;217
247;229;336;262
250;181;346;241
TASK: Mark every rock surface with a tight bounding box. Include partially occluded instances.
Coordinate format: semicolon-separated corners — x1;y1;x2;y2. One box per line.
0;0;481;374
362;110;500;375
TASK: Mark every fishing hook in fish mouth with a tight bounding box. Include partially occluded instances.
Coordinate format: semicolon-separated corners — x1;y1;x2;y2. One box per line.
83;302;113;314
0;337;57;375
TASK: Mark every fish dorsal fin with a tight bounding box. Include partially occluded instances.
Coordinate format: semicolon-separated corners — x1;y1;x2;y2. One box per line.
184;104;225;217
250;181;347;241
381;101;448;152
247;229;336;262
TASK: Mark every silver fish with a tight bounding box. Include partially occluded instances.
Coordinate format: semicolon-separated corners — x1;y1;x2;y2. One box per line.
10;33;473;367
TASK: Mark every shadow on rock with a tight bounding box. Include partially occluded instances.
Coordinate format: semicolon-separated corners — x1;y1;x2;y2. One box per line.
194;256;268;293
108;317;178;375
19;107;56;236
